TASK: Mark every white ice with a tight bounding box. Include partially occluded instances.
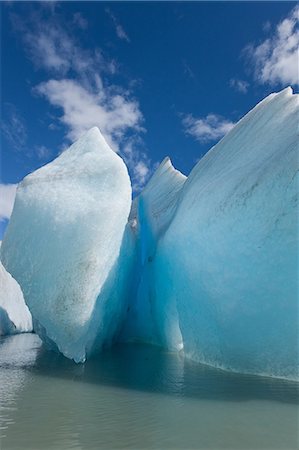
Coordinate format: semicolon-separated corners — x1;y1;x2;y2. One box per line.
1;127;132;362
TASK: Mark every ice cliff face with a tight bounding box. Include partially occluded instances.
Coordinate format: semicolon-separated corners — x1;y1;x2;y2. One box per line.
1;127;132;362
153;87;299;379
1;88;298;379
0;261;32;336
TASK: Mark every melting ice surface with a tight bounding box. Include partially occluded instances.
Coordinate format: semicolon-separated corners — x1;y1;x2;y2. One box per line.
1;88;298;380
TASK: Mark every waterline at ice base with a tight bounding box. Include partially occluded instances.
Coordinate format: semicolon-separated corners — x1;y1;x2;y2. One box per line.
1;87;298;380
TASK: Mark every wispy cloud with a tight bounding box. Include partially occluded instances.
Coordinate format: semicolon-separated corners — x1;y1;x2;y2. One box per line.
12;11;114;77
1;103;52;162
1;104;27;152
35;145;52;160
73;12;88;30
0;184;17;222
183;113;235;143
245;5;299;86
182;60;195;79
229;78;249;94
262;21;271;33
11;6;150;189
106;8;130;42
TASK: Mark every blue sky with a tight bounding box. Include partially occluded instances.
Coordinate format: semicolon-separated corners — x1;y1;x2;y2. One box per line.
1;1;298;238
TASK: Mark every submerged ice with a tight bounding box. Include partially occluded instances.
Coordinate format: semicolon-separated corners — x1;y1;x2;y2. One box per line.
1;88;298;379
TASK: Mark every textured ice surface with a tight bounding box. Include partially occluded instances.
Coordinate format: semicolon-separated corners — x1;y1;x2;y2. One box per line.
0;261;32;335
120;158;186;346
1;127;132;362
154;87;299;379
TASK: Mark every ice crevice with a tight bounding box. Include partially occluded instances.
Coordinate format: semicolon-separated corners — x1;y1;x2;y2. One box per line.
119;156;186;348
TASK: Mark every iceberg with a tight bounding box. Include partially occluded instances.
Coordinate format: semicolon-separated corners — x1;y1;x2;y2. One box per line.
1;88;297;380
1;127;132;362
0;261;32;335
153;87;299;379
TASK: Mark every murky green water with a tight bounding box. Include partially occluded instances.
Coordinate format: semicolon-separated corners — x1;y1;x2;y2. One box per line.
0;334;298;450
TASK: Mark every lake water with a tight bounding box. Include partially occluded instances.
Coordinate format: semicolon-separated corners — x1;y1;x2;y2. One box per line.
0;334;298;450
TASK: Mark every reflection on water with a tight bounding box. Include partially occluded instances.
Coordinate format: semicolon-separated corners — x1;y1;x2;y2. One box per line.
0;334;298;449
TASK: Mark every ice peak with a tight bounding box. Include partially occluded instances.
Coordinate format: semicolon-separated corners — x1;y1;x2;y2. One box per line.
159;156;176;172
278;86;293;96
71;126;113;156
144;157;186;195
83;126;101;137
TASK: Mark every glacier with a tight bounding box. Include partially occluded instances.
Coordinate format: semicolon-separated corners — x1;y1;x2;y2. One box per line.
1;88;298;379
1;127;132;362
0;260;32;336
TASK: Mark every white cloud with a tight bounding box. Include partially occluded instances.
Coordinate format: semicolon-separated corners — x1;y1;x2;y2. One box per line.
12;7;151;190
106;8;130;42
245;5;299;86
229;78;249;93
26;13;146;176
135;161;149;180
36;79;143;151
0;184;17;221
122;138;151;191
16;8;139;143
183;113;235;143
